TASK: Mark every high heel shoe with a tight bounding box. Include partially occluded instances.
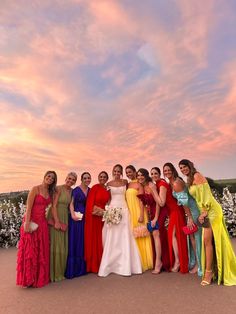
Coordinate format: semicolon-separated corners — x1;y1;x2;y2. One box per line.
189;264;198;274
171;263;180;273
152;263;163;274
201;270;213;286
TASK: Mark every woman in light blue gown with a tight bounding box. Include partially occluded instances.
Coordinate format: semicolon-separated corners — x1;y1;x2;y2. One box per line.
173;179;202;277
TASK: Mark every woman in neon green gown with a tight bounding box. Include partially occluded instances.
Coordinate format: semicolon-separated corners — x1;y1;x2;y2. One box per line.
125;165;153;271
178;159;236;286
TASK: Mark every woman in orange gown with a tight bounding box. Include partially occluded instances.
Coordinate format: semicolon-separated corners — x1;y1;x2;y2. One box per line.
163;163;188;274
84;171;110;273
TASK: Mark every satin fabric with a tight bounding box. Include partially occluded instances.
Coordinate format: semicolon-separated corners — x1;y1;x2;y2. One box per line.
173;189;202;276
84;184;110;273
190;183;236;285
126;187;153;271
98;186;142;277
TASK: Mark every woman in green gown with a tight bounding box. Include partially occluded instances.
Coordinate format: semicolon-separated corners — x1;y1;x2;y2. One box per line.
178;159;236;286
48;172;77;282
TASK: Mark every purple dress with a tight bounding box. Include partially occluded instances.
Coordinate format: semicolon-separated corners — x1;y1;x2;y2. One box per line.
65;187;89;278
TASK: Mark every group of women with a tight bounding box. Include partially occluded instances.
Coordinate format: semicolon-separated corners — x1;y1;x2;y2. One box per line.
16;160;236;288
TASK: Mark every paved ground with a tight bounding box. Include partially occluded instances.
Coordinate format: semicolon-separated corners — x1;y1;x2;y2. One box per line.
1;240;236;314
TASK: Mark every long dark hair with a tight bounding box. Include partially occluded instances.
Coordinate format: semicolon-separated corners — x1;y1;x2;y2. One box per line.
178;159;197;186
137;168;152;184
163;162;179;180
44;170;57;199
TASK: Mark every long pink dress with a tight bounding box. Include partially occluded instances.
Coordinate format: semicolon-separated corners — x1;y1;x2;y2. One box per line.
16;194;51;288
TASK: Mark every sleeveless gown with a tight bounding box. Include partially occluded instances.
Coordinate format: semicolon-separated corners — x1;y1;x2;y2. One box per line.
16;194;51;288
65;186;89;278
190;182;236;285
126;187;153;271
98;186;142;277
173;188;202;276
49;186;71;282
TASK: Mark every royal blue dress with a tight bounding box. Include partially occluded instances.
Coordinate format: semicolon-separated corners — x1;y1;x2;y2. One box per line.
173;188;202;276
65;186;89;278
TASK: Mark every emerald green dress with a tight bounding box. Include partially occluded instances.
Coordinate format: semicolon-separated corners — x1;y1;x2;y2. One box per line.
49;186;71;282
189;182;236;286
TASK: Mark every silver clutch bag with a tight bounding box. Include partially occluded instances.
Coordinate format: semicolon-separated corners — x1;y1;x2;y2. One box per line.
74;212;83;220
24;221;39;232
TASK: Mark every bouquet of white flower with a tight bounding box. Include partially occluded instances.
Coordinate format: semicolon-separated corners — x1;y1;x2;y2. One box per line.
102;205;122;226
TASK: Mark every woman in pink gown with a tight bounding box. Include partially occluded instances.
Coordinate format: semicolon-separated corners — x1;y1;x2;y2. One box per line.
16;171;57;288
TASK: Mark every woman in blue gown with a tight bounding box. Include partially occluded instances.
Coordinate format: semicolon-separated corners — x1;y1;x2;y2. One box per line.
65;172;91;278
173;179;202;276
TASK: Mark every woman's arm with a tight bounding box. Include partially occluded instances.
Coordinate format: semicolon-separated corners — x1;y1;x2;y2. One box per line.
69;197;80;221
24;186;37;232
149;183;160;225
193;173;208;222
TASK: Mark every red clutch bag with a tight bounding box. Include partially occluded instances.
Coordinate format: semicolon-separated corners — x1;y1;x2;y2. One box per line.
182;224;198;235
48;218;68;232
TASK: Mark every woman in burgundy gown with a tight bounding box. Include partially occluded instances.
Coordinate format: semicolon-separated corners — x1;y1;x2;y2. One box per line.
16;170;57;288
137;168;162;274
84;171;110;273
163;163;188;273
150;167;170;271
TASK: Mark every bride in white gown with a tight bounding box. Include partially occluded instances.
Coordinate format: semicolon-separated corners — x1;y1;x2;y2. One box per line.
98;164;142;277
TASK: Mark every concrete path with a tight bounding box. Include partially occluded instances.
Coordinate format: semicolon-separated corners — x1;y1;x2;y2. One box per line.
1;240;236;314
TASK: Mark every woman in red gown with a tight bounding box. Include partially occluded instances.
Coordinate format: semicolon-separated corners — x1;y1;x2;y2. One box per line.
84;171;110;273
163;163;188;273
150;167;170;271
16;170;57;288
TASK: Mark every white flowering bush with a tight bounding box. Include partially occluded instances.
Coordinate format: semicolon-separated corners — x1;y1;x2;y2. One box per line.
0;198;25;248
213;187;236;237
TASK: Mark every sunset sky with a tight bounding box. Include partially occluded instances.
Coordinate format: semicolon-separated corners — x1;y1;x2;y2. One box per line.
1;0;236;192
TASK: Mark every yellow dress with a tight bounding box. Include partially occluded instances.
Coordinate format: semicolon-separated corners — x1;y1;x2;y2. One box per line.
126;187;153;271
189;182;236;286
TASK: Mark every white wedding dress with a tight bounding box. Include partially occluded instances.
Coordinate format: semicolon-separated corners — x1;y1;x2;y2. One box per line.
98;185;142;277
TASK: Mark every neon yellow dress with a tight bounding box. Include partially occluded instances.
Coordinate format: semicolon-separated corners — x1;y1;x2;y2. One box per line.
189;183;236;286
126;187;153;271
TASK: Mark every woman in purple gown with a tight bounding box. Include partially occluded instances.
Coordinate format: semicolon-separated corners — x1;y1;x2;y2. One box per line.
65;172;91;278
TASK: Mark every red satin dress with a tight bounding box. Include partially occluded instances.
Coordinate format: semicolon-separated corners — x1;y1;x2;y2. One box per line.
158;180;188;273
84;184;110;273
16;194;51;287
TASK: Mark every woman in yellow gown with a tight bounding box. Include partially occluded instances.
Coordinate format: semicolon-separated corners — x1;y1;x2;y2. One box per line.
179;159;236;286
125;165;153;271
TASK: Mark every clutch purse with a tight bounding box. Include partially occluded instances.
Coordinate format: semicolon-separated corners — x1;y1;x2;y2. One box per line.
147;221;159;233
182;224;198;235
196;217;210;228
133;225;150;238
24;221;38;232
47;218;68;232
74;211;83;220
